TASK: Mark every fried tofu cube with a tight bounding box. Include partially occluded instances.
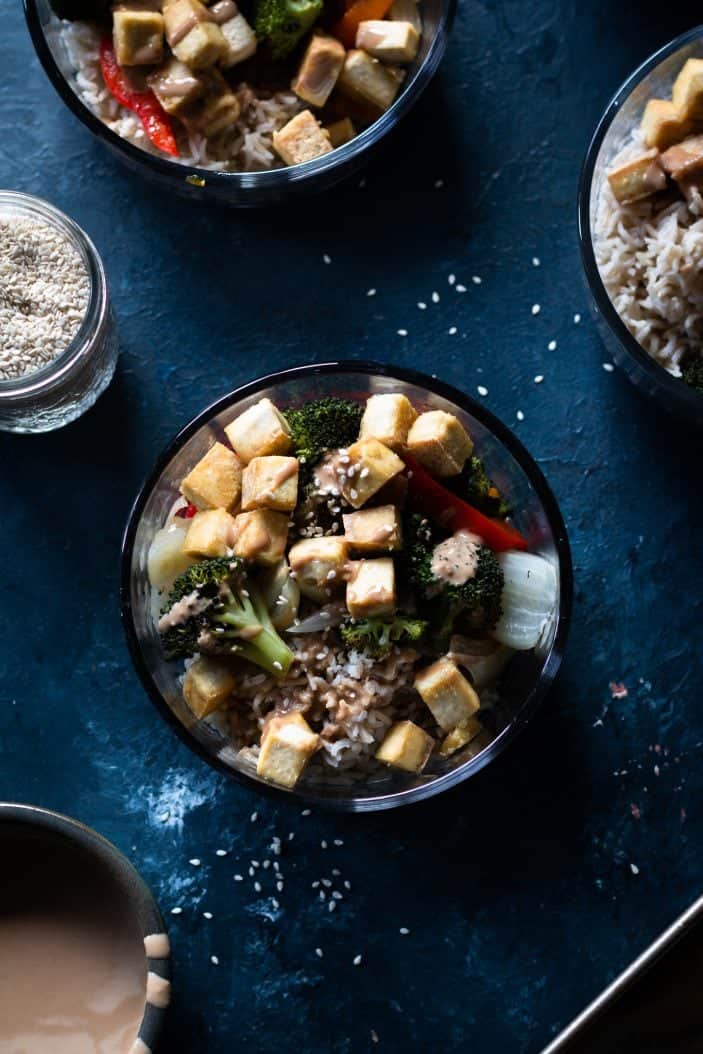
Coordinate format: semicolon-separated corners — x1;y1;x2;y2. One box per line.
288;537;348;601
257;712;320;788
230;509;289;566
182;508;236;558
346;557;396;618
343;504;402;552
324;117;356;148
224;398;292;464
180;442;243;511
148;58;207;116
273;110;334;166
376;720;434;773
641;99;692;151
340;438;405;508
356;20;419;64
181;69;240;136
673;58;703;121
438;716;483;757
414;657;480;732
389;0;422;34
607;150;667;203
292;32;346;108
359;392;418;451
241;456;299;512
113;9;164;66
407;411;473;477
183;656;236;719
660;134;703;183
337;50;403;112
219;10;257;67
164;0;226;68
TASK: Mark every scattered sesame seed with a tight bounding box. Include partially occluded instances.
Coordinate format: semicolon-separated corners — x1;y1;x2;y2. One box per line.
516;410;525;421
234;874;243;882
321;840;328;849
434;179;444;188
448;326;457;335
262;860;270;869
189;858;201;867
477;385;488;397
397;329;408;337
366;288;376;296
431;291;440;303
322;879;332;888
171;907;183;915
574;313;581;324
531;303;541;316
603;362;615;372
215;849;227;857
399;927;410;935
302;808;311;816
248;867;255;877
254;881;262;893
456;284;467;292
417;301;427;310
316;948;324;958
288;832;295;842
252;860;260;868
272;661;282;671
329;900;337;913
319;890;326;901
534;375;544;384
471;275;482;285
203;912;213;920
332;891;343;900
272;898;279;909
312;881;320;889
448;274;456;285
532;256;540;267
353;955;362;966
630;863;640;875
159;811;170;822
211;955;219;966
548;340;557;351
277;881;284;892
344;880;351;891
323;253;331;264
333;839;344;846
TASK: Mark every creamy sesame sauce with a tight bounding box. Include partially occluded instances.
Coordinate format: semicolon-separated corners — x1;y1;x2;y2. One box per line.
430;530;482;585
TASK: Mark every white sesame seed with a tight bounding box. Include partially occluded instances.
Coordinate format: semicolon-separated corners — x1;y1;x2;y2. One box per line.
323;253;331;264
630;863;640;875
215;849;227;857
366;288;376;296
434;178;444;188
234;874;243;882
603;362;615;372
322;878;332;888
319;890;326;901
471;275;482;285
329;900;337;913
477;385;488;397
316;948;324;958
448;326;457;335
574;313;581;324
516;410;525;421
534;375;544;384
272;897;279;909
189;858;201;867
248;867;255;877
251;860;260;868
333;839;344;846
417;301;427;310
254;881;262;893
171;907;183;915
288;832;295;841
277;881;284;892
431;291;440;303
456;284;467;292
321;840;328;849
344;880;351;891
272;661;282;671
159;812;170;822
203;912;213;920
399;927;410;935
353;955;362;966
211;955;219;965
531;304;541;316
332;891;343;900
302;809;311;816
532;256;540;267
448;274;456;285
397;329;408;337
312;881;320;889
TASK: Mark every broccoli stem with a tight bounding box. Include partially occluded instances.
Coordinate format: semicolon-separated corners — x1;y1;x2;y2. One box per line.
214;585;293;677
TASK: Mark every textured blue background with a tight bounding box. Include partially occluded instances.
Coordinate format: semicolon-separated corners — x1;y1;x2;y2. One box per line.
2;2;703;1051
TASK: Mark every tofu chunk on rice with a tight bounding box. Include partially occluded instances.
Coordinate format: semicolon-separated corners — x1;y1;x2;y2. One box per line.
292;32;346;108
338;50;404;112
273;110;333;166
346;557;396;618
414;657;480;732
289;537;348;602
242;456;299;512
257;712;320;788
183;656;236;719
376;720;434;773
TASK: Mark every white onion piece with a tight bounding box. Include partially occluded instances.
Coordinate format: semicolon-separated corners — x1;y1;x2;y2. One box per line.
493;551;557;651
448;636;515;689
286;603;346;634
147;525;193;595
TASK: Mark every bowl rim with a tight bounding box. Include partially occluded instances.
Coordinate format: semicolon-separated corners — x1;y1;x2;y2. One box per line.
578;24;703;416
120;360;573;812
23;0;456;190
0;801;170;1051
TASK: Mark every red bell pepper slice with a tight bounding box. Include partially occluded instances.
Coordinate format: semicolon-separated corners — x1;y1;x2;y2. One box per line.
175;503;198;519
404;455;528;552
99;39;179;158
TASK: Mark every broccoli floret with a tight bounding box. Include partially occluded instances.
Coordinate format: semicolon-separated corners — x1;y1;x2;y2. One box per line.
159;557;293;677
339;616;428;659
253;0;323;60
404;513;504;648
682;358;703;394
284;397;363;484
444;456;510;518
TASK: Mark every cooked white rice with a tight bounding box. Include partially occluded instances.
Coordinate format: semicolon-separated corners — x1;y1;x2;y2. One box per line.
595;132;703;376
58;20;303;172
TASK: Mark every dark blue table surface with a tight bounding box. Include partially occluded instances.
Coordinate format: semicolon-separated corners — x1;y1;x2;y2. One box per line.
2;3;703;1051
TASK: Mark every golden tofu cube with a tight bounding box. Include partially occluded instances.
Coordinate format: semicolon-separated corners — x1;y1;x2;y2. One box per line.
241;456;299;513
257;712;320;788
324;117;356;148
376;720;434;773
183;656;236;719
343;504;402;552
148;58;207;116
113;9;164;66
164;0;226;68
414;657;480;732
337;50;403;112
660;134;703;182
607;150;667;203
224;398;292;464
180;441;243;511
641;99;692;151
183;508;236;558
439;716;483;757
673;58;703;121
273;110;334;166
346;557;396;618
219;11;257;67
230;509;289;566
340;438;405;508
406;410;473;476
356;20;419;64
389;0;422;34
292;32;346;108
289;536;348;601
182;69;240;136
359;392;417;451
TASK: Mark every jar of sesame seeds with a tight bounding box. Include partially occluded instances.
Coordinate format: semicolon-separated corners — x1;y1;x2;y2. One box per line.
0;191;118;433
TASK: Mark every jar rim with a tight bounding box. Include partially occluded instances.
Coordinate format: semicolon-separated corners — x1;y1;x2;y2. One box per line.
0;190;108;398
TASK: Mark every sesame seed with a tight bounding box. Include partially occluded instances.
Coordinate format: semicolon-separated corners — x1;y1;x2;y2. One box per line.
353;955;362;966
203;912;213;920
189;858;201;867
272;898;279;909
631;863;640;875
333;839;344;846
288;832;295;841
534;375;544;384
603;362;615;372
321;840;328;849
254;881;262;893
277;881;284;892
272;661;282;671
471;275;482;285
397;329;408;337
319;890;326;901
159;812;170;822
350;490;358;500
574;313;581;324
434;178;444;188
329;900;337;913
302;808;311;816
312;881;320;889
456;284;467;292
344;880;351;890
548;340;557;351
263;860;270;869
516;410;525;421
322;878;332;888
431;291;440;303
366;288;376;296
332;891;343;900
323;253;331;264
448;326;457;335
448;274;456;285
211;955;219;966
532;256;540;267
531;304;541;316
477;385;488;397
215;849;227;857
171;907;183;915
234;874;243;882
315;948;323;958
417;301;427;310
248;867;255;877
399;927;410;935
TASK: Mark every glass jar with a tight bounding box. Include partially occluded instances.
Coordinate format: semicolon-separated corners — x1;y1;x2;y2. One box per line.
0;191;118;433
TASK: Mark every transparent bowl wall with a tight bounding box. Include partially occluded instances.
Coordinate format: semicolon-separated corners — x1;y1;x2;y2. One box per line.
25;0;455;207
121;364;572;811
579;27;703;427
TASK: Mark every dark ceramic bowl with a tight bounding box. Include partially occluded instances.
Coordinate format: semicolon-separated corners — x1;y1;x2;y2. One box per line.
121;361;572;812
0;803;170;1053
579;26;703;427
24;0;455;207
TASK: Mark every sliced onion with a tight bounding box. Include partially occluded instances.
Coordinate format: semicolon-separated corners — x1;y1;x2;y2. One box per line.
285;603;346;634
493;551;557;651
448;636;514;689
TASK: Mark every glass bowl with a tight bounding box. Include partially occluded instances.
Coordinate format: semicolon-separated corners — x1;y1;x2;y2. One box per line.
579;27;703;427
0;191;118;433
120;362;573;811
24;0;456;207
